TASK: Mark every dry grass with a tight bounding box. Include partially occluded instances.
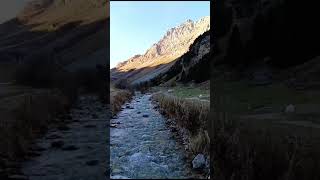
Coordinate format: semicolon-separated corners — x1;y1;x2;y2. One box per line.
110;86;132;117
0;89;71;175
212;95;320;180
152;92;210;155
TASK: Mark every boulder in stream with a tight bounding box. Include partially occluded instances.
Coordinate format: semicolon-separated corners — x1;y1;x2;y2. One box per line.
192;154;206;169
284;104;295;113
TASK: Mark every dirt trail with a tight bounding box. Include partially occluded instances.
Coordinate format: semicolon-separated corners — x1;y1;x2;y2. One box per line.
21;95;108;180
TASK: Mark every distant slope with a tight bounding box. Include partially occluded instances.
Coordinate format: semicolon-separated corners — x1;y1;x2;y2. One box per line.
111;16;210;85
0;0;109;71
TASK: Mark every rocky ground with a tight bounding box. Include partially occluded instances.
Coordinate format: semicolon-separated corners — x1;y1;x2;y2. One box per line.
20;95;108;180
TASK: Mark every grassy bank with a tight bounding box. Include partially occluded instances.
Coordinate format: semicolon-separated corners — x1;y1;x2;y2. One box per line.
0;57;108;177
152;92;210;173
212;80;320;180
110;86;132;117
0;88;72;177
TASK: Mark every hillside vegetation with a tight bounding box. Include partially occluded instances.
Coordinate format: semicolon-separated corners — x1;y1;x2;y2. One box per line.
212;0;320;179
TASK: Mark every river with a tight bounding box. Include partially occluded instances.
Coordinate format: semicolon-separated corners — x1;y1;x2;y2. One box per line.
110;92;197;179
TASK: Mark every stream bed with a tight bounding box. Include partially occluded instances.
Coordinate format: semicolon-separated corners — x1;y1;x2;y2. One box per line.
110;93;197;179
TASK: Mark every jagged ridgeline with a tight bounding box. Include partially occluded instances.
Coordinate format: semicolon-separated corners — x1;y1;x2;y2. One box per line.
111;16;210;87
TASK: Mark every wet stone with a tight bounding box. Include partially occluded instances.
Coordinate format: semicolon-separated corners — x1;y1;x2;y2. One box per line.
192;154;206;169
46;134;61;140
84;124;97;128
7;175;28;180
51;141;64;148
85;160;99;166
57;125;70;131
62;145;79;151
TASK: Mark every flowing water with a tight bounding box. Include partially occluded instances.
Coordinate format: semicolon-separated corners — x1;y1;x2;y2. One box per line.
21;95;108;180
110;93;196;179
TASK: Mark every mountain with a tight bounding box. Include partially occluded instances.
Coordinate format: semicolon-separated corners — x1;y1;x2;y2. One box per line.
214;0;320;77
0;0;109;71
111;16;210;85
157;30;210;85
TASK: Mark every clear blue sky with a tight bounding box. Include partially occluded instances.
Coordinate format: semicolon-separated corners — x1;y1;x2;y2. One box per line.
110;1;210;68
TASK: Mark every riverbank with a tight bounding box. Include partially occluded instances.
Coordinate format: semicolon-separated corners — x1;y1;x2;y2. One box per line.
212;78;320;180
110;86;132;117
110;92;204;179
0;85;72;179
20;95;108;180
152;92;210;178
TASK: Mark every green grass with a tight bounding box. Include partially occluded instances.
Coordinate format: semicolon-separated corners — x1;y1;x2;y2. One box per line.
153;83;210;99
171;86;209;99
215;79;320;114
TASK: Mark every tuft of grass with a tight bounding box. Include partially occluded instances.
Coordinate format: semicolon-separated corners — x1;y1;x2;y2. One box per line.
110;87;132;117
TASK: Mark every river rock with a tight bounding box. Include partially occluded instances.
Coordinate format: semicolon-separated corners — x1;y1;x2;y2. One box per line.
285;104;295;113
51;141;64;148
111;175;130;179
7;174;28;180
62;145;79;151
57;125;70;131
46;134;61;140
192;154;206;169
92;113;98;119
84;124;97;128
85;160;99;166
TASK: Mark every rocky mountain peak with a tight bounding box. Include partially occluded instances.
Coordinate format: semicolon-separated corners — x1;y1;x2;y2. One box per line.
116;16;210;71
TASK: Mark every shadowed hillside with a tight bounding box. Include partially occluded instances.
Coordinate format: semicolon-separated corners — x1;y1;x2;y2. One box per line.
0;0;109;179
212;0;320;180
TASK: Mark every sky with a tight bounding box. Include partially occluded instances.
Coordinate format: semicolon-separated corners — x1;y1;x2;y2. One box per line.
0;0;30;23
110;1;210;68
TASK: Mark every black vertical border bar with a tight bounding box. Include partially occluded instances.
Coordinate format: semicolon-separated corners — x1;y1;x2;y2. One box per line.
209;0;214;179
106;0;111;178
